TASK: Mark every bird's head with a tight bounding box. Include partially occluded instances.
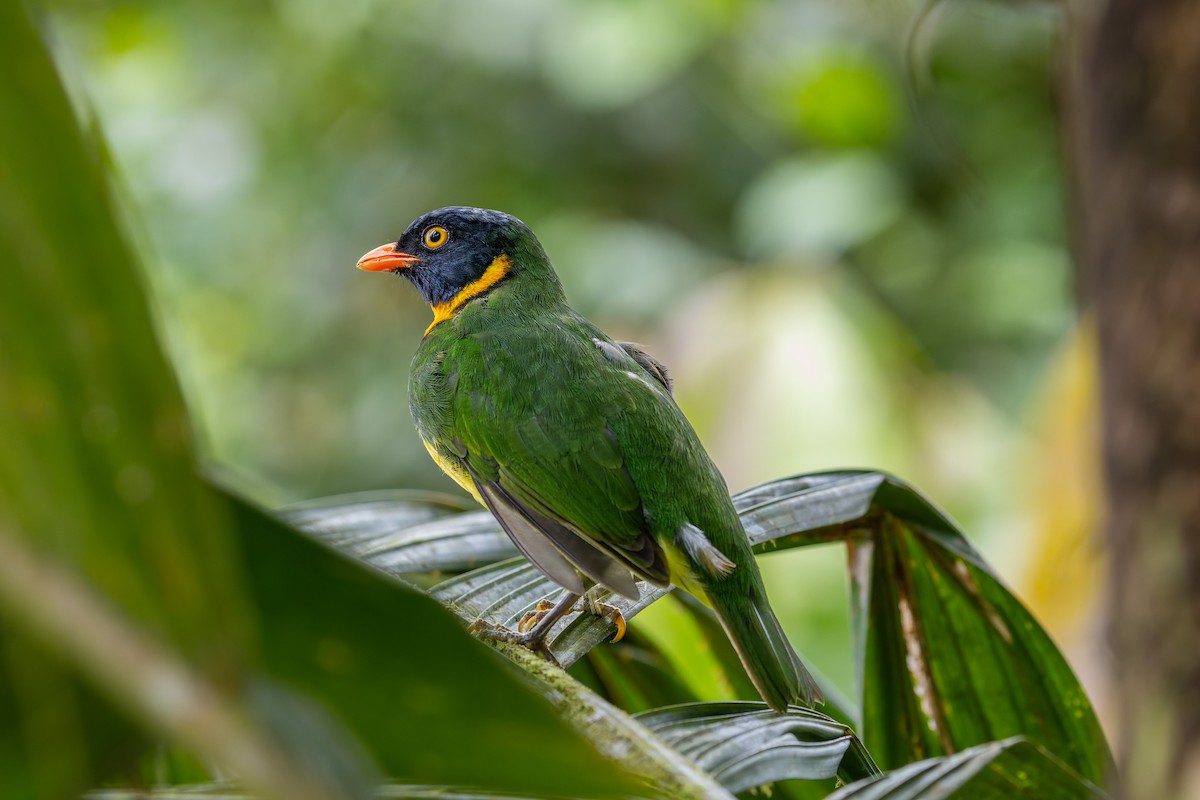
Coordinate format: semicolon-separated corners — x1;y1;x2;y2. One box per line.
357;207;560;330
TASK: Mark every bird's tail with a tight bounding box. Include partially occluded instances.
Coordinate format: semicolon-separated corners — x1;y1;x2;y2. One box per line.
708;584;823;710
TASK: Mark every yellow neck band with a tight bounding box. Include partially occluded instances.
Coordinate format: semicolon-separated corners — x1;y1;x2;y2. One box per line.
425;254;512;335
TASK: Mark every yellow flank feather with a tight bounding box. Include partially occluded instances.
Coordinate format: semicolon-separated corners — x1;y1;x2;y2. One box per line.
425;254;512;335
422;438;484;505
661;541;711;605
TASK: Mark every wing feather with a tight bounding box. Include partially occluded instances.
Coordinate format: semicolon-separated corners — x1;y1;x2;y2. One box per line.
475;474;641;599
474;480;587;595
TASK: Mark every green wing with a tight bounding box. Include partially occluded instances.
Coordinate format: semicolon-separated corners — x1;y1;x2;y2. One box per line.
435;325;673;599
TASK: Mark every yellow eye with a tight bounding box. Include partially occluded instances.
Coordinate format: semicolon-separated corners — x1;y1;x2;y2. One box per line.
423;225;449;249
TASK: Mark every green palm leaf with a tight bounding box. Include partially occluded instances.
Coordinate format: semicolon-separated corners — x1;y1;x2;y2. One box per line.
825;737;1108;799
635;701;878;793
285;471;1111;787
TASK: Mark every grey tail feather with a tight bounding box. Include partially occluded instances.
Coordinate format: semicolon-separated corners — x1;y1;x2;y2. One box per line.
709;585;823;711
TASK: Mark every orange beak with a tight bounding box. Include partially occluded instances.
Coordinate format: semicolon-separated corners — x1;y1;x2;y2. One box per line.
356;242;420;272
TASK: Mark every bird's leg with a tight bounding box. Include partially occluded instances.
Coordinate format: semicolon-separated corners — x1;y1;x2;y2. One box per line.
468;591;580;657
580;592;628;643
503;589;628;644
515;591;580;641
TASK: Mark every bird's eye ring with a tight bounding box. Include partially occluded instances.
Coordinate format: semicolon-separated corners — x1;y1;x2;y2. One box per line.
423;225;449;249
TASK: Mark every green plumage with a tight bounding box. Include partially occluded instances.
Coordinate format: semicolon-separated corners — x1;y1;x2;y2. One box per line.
371;206;820;710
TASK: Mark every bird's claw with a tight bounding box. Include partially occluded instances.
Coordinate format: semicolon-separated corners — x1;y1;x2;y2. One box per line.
516;598;557;634
523;596;626;641
586;600;627;642
467;591;626;661
603;604;627;643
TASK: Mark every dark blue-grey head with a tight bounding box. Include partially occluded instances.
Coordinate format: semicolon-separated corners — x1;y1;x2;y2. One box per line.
357;206;549;307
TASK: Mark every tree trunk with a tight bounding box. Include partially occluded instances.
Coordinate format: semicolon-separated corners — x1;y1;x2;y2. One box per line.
1074;0;1200;796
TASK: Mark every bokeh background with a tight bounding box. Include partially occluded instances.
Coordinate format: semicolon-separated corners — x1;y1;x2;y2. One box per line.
44;0;1105;719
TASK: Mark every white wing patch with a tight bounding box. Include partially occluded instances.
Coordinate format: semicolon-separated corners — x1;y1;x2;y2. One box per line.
593;337;672;396
678;524;736;578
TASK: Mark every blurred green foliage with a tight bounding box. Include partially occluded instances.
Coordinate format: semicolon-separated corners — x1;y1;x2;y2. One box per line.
44;0;1074;701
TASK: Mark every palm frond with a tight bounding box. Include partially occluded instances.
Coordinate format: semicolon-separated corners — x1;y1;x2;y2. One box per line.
636;701;878;793
825;737;1109;799
285;470;1111;787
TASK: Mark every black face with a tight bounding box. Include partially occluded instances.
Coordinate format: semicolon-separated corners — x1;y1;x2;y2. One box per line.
394;207;526;306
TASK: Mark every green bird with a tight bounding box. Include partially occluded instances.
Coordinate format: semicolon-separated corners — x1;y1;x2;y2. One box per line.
357;207;821;710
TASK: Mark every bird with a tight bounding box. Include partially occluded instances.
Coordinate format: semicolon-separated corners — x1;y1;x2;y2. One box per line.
357;206;822;710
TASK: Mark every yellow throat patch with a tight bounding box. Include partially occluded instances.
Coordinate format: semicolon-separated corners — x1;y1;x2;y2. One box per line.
426;254;512;335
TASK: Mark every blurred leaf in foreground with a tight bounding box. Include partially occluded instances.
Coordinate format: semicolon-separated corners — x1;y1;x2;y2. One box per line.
224;488;642;795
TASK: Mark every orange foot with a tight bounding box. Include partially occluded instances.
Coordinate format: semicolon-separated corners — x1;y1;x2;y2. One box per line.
517;598;558;634
579;598;627;643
